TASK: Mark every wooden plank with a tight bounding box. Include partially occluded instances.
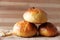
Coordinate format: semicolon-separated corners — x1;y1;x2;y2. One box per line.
0;18;22;23
0;10;24;14
0;2;60;8
0;0;60;4
0;14;22;18
0;6;60;10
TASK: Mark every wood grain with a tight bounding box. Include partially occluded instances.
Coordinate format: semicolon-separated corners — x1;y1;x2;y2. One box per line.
0;0;60;4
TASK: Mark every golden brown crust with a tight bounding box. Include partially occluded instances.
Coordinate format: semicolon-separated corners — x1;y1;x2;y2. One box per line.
13;21;37;37
23;7;47;24
38;22;58;37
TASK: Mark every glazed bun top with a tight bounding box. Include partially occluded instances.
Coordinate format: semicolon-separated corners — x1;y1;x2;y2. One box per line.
23;7;47;24
13;21;37;32
26;7;46;15
39;22;57;31
39;22;56;29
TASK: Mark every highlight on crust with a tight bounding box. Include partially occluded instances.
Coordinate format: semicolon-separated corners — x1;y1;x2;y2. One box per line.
13;21;37;37
23;7;47;24
38;22;58;37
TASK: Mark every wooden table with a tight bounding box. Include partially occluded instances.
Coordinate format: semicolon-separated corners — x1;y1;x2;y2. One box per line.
0;0;60;40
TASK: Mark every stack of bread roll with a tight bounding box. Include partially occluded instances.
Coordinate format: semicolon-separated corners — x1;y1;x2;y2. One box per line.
13;7;58;37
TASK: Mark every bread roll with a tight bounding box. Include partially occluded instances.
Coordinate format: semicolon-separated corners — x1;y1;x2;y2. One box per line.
38;22;58;37
13;21;37;37
23;7;47;24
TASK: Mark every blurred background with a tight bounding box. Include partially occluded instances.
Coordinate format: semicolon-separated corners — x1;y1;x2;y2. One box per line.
0;0;60;30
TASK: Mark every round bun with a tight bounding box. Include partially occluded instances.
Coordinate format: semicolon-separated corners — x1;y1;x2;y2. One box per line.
38;22;58;37
23;7;47;24
13;21;37;37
